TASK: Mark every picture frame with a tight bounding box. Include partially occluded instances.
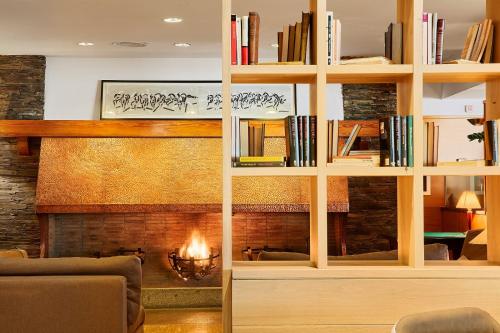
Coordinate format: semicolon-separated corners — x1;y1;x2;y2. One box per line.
100;80;296;120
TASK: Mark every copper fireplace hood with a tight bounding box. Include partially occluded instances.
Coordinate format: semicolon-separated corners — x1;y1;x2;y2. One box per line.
35;138;349;214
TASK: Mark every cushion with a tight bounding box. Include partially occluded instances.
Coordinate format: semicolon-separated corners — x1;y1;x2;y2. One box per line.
0;256;141;329
461;229;487;260
394;307;500;333
0;249;28;258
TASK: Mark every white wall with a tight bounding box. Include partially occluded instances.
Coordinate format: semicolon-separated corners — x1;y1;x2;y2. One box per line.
44;57;344;120
423;83;485;117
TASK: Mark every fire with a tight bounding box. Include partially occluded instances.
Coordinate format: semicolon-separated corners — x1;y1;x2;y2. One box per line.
179;232;209;260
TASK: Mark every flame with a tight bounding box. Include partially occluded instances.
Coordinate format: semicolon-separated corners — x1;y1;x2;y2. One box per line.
179;232;209;260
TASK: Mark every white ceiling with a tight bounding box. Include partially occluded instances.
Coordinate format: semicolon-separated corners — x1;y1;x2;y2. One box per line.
0;0;485;58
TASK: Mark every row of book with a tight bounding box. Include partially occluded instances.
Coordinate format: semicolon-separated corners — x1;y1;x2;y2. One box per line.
422;13;445;65
285;116;317;167
384;22;403;64
460;19;494;64
231;12;260;65
424;122;438;166
277;12;311;64
485;120;499;166
380;116;414;167
326;12;341;65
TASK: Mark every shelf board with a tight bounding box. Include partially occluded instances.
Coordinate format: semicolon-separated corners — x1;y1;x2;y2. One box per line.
327;64;413;83
231;65;317;84
326;166;413;177
423;166;500;176
423;64;500;83
231;167;317;177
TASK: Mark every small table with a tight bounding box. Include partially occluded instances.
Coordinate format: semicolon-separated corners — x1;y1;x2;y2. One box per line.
424;232;466;260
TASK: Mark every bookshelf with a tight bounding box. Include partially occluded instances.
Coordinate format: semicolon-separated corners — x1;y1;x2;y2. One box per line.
223;0;500;332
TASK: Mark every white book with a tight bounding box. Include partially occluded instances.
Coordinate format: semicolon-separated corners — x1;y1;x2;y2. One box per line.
235;116;240;159
231;117;236;162
240;120;249;157
332;18;336;65
427;13;433;65
241;16;249;48
236;16;242;65
432;12;438;65
335;20;342;64
326;11;333;65
423;13;428;64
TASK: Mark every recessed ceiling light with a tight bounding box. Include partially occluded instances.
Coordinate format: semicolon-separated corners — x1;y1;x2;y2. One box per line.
271;43;279;48
163;17;183;23
173;42;191;48
78;42;94;46
112;41;149;48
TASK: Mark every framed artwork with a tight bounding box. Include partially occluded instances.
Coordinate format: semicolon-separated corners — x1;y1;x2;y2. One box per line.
100;80;296;119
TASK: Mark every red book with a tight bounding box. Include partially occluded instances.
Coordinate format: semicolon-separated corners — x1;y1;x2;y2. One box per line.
231;15;237;65
241;15;249;65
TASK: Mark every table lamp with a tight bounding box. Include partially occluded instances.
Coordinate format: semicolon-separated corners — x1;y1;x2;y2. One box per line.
456;191;482;229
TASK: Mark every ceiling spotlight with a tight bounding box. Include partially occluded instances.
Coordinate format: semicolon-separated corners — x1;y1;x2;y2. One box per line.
78;42;94;46
163;17;183;23
173;42;191;48
112;41;149;48
271;43;279;48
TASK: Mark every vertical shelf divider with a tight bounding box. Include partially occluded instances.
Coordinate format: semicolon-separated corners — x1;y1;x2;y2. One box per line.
221;0;232;331
486;0;500;264
309;0;328;269
397;0;424;267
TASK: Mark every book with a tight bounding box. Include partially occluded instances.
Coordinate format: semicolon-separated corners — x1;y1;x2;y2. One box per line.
326;12;333;65
294;22;302;62
231;15;237;65
334;19;342;64
401;116;407;167
395;115;402;166
476;19;492;62
310;116;317;167
423;13;428;64
340;124;361;156
240;120;249;157
291;116;300;167
389;116;396;166
277;32;283;62
436;19;445;64
288;24;295;62
423;121;428;166
427;122;434;166
385;23;392;60
379;119;390;166
332;120;339;158
329;156;380;167
241;16;249;65
285;116;300;167
328;120;332;162
484;119;493;162
340;56;391;65
432;12;438;65
471;19;488;61
231;116;236;161
236;16;242;65
391;22;403;64
427;13;433;64
461;25;475;60
493;120;499;166
239;156;285;163
234;161;286;167
436;160;486;167
433;125;439;166
483;25;494;63
300;12;310;64
281;25;289;63
407;115;414;167
297;115;303;166
248;12;260;65
303;116;310;166
466;24;480;60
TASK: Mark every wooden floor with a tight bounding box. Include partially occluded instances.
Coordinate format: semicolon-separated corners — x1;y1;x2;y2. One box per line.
144;309;222;333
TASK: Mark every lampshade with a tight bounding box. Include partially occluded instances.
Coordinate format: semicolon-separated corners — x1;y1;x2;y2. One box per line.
456;191;482;211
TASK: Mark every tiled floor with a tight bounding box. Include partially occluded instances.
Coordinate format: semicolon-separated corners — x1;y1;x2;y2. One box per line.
144;308;222;333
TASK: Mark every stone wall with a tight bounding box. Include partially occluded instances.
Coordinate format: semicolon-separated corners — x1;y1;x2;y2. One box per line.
341;83;398;254
0;56;45;256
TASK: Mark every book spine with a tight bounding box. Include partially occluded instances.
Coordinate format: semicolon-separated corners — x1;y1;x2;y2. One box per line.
379;119;390;167
436;19;445;64
395;116;402;166
294;22;302;62
407;115;414;167
303;116;310;167
242;16;249;65
427;13;433;65
236;16;242;65
298;116;304;167
310;116;317;167
389;116;396;167
401;116;407;167
277;32;283;62
284;117;292;166
235;116;240;159
248;12;260;65
327;12;333;65
293;116;300;167
494;120;499;166
423;13;428;65
231;116;236;163
231;15;237;65
335;20;341;64
432;13;438;65
300;12;310;64
288;24;295;62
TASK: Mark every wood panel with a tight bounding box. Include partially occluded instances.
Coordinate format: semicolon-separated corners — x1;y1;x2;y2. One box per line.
232;278;500;326
0;119;286;138
234;325;393;333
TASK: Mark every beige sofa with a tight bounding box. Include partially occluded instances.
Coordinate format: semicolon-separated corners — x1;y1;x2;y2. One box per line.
0;254;144;333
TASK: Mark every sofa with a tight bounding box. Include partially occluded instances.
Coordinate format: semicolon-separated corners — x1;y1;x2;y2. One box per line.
0;253;144;333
